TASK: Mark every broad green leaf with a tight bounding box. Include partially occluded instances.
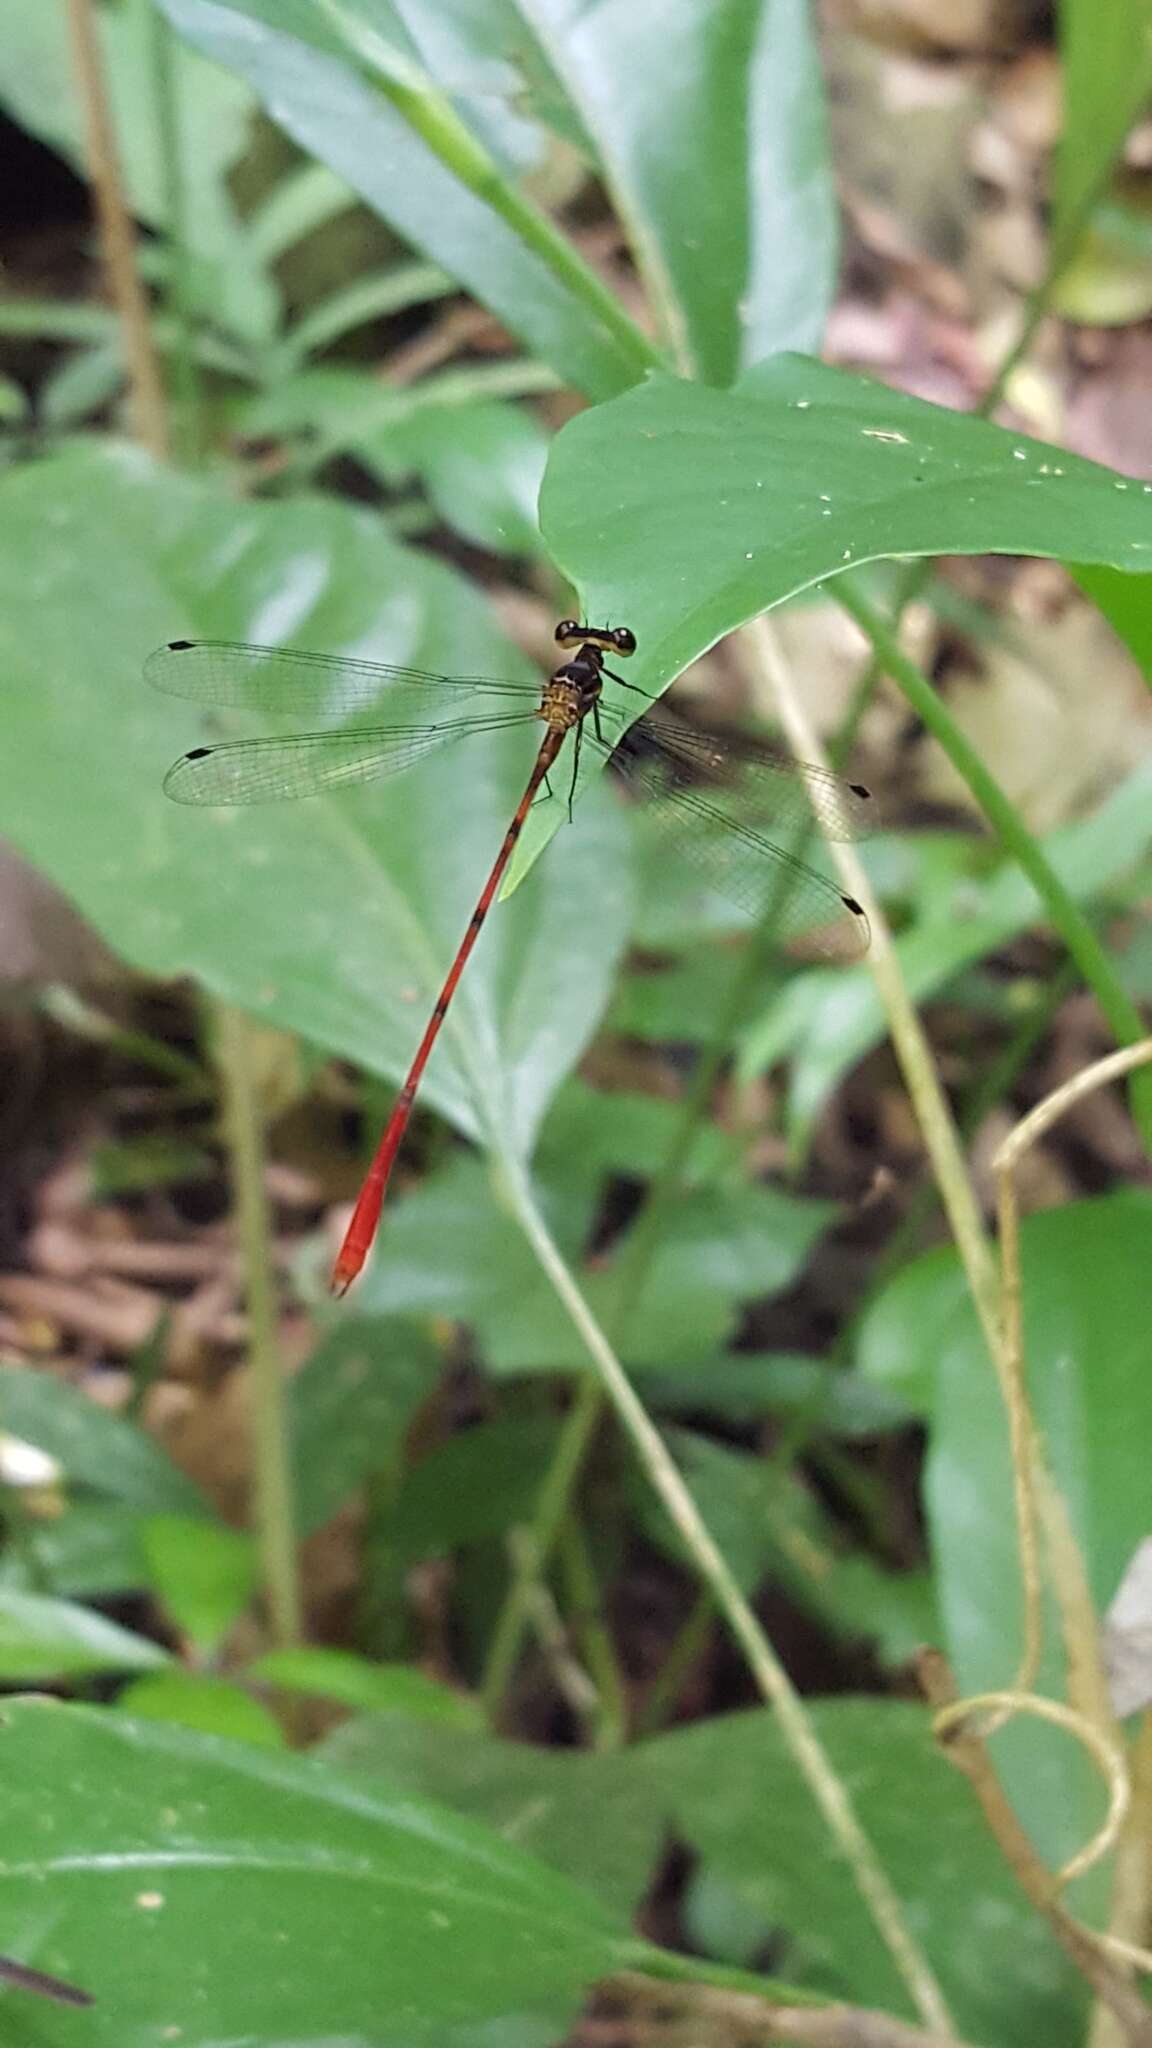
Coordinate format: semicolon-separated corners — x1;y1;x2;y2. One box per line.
40;344;124;429
387;1417;560;1563
856;1191;1152;1883
503;1178;830;1371
632;1429;937;1662
521;358;1152;888
0;1502;148;1600
0;1591;169;1679
375;399;549;556
118;1671;286;1747
539;359;1152;713
638;1350;911;1437
739;761;1152;1139
610;942;765;1044
357;1158;837;1374
290;1319;443;1538
278;261;455;368
0;1698;649;2042
493;0;835;381
1075;561;1152;683
641;1702;1085;2043
540;1079;742;1188
1052;0;1152;262
321;1711;668;1919
140;1515;257;1653
0;448;631;1177
0;1362;209;1516
156;0;653;399
0;371;28;422
251;1648;483;1727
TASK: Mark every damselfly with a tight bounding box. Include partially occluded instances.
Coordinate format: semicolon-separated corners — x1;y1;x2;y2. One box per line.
149;621;871;1292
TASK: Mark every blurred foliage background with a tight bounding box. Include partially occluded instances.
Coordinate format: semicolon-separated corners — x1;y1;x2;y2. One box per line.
0;1;1151;2044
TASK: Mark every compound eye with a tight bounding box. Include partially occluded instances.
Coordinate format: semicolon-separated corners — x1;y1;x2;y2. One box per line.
555;618;581;644
612;626;637;655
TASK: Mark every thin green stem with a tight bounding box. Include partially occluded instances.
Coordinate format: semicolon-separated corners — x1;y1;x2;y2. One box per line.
480;940;776;1715
557;1517;628;1749
633;1589;715;1740
482;658;880;1714
37;986;210;1095
869;960;1078;1289
213;1003;301;1649
481;1371;601;1713
834;582;1152;1148
503;1164;957;2039
273;358;562;491
749;615;1001;1362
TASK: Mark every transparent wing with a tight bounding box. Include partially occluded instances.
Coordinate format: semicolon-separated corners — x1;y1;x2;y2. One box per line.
163;714;533;805
146;638;539;714
633;708;874;842
594;711;872;959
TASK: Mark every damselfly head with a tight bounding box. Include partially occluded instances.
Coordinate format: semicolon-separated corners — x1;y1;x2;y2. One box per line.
554;620;637;657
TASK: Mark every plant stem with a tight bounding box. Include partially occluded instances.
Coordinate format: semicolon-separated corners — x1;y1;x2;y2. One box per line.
833;581;1152;1148
869;959;1077;1289
505;1163;957;2038
749;616;1001;1360
482;648;880;1713
213;1004;301;1649
633;1588;715;1739
63;0;169;459
557;1518;629;1749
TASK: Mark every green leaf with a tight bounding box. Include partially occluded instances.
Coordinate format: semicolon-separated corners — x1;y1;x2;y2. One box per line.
520;357;1152;890
140;1515;258;1653
290;1318;443;1538
538;1077;742;1188
856;1191;1152;1883
739;762;1152;1140
117;1671;286;1747
1052;0;1152;261
0;371;28;422
639;1349;911;1435
89;1133;215;1196
244;160;356;266
39;344;124;429
633;1429;937;1661
321;1711;668;1920
0;1591;169;1679
377;399;548;556
251;1647;484;1726
641;1702;1085;2043
156;0;651;399
540;359;1152;704
0;1698;648;2040
0;1502;148;1599
1075;561;1152;683
278;260;455;367
488;0;835;381
387;1417;561;1562
0;1362;209;1516
0;447;631;1176
359;1158;836;1374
